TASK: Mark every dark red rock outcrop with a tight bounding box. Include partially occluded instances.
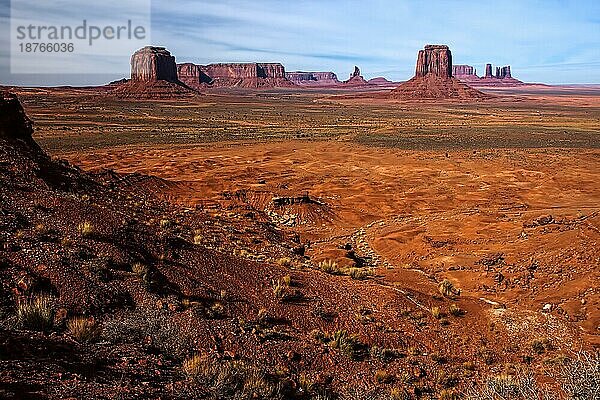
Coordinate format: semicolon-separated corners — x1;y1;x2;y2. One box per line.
113;47;198;99
390;45;488;100
495;66;512;79
415;45;452;78
176;63;294;88
201;63;293;88
177;63;212;89
0;91;34;144
286;71;340;86
452;65;476;77
343;66;369;86
131;46;178;83
485;63;493;79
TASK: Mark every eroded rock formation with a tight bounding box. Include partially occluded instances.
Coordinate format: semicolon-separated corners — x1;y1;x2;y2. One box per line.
390;44;488;100
496;66;512;79
286;71;340;85
176;63;294;88
131;46;178;82
453;65;476;77
0;91;34;142
344;66;369;85
177;63;212;89
485;63;493;78
415;45;452;78
114;46;198;99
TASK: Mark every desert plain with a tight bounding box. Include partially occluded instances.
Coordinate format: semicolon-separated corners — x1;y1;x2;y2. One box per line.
1;81;599;399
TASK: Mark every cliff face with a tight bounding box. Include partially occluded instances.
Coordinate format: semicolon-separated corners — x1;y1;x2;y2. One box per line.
286;71;340;85
131;47;178;83
199;63;286;79
415;45;452;78
176;63;293;88
177;63;212;89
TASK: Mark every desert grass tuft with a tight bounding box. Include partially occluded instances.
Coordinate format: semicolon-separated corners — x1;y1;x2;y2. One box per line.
16;294;54;332
67;316;102;343
77;221;94;238
438;279;461;298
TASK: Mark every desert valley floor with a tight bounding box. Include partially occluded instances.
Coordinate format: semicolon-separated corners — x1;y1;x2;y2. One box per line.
1;84;599;398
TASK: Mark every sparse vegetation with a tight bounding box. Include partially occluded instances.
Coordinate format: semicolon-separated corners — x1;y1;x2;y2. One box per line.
77;221;94;238
324;330;368;361
271;277;302;302
449;304;464;317
318;259;342;275
16;294;54;332
193;229;203;244
375;369;394;384
438;279;461;298
390;387;411;400
349;267;373;280
531;338;553;354
439;389;459;400
431;306;442;319
131;262;150;282
277;257;293;267
183;353;275;398
67;316;102;343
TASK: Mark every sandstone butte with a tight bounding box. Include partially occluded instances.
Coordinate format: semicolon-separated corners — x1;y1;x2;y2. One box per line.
114;46;198;99
390;45;488;100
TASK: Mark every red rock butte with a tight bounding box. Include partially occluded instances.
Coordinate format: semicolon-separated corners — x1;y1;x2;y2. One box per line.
391;44;488;100
343;66;369;86
114;46;198;99
131;46;178;83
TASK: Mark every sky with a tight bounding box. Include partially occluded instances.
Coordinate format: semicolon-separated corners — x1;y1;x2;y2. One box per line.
1;0;599;86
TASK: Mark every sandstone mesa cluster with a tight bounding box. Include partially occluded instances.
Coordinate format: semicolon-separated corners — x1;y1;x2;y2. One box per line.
115;44;522;99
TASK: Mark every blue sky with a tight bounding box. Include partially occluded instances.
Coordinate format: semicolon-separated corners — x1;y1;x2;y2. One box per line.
1;0;599;85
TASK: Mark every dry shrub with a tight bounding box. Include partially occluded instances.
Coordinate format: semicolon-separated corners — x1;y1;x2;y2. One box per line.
182;354;275;398
67;316;102;343
438;279;461;298
16;294;54;332
77;221;94;238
